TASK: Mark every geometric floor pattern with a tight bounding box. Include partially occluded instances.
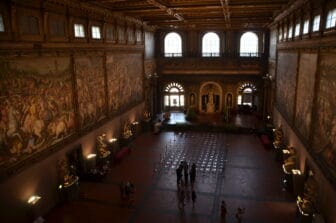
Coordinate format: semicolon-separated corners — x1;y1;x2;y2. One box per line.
45;131;297;223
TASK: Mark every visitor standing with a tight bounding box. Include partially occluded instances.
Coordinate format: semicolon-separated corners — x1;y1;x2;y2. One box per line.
221;200;227;221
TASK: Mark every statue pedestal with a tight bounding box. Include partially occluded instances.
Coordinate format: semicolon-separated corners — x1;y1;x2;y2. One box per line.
206;103;215;113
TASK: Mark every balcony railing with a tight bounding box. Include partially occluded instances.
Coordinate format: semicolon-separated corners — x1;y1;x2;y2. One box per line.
164;53;183;57
161;52;264;58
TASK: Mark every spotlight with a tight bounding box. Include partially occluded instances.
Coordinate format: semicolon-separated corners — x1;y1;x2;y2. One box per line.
27;195;41;205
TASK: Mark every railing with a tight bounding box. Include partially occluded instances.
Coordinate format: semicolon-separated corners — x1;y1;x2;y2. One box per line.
164;53;183;57
239;52;260;57
161;52;265;58
202;52;220;57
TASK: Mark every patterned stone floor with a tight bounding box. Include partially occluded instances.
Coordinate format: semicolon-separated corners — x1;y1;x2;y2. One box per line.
45;131;297;223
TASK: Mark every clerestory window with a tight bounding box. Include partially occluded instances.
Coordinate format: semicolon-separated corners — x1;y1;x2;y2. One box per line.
164;32;182;57
240;32;259;57
202;32;220;57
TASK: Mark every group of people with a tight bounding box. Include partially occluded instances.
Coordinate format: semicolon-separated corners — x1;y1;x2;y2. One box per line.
221;200;245;223
176;161;197;209
176;161;196;186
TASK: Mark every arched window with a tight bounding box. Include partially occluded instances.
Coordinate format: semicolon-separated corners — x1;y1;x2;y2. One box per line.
164;32;182;57
164;82;185;111
202;32;220;57
240;32;259;57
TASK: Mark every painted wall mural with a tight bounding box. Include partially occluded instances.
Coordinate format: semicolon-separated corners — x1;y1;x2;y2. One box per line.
312;50;336;183
74;56;106;129
0;57;75;166
295;53;317;140
106;53;143;113
276;52;298;123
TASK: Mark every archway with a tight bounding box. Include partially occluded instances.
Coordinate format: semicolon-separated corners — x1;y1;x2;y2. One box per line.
163;82;185;111
199;82;222;113
237;82;257;113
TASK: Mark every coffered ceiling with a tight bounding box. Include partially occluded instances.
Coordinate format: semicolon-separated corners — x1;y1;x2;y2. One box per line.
81;0;293;29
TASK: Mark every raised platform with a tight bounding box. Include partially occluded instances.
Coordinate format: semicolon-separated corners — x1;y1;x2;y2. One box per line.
159;112;265;133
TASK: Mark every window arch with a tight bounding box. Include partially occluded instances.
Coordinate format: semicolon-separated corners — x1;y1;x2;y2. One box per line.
240;32;259;57
164;82;185;111
202;32;220;57
164;32;182;57
237;82;257;109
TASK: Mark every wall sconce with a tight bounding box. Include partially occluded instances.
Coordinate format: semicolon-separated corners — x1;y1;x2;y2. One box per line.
292;169;302;175
27;195;41;205
86;154;97;159
267;115;271;120
282;149;291;154
132;121;139;125
108;138;117;143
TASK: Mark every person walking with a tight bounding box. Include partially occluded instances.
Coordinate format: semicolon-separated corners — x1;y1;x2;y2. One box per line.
176;165;183;186
191;190;197;208
184;161;189;185
190;163;196;186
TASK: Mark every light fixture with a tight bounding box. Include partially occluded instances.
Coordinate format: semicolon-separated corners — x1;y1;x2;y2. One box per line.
267;115;271;120
132;121;139;125
282;149;291;154
109;138;117;143
292;169;302;175
27;195;41;205
86;154;97;159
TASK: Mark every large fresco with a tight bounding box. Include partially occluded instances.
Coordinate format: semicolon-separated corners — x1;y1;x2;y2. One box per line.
0;57;75;166
312;50;336;183
276;52;298;123
106;53;143;113
74;56;106;129
294;53;317;140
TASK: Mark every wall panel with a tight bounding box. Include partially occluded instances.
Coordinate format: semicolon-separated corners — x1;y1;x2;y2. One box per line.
294;53;317;141
276;51;298;123
0;56;75;166
312;49;336;184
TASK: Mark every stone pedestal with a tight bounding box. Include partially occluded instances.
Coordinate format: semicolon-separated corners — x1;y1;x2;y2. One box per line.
206;102;215;113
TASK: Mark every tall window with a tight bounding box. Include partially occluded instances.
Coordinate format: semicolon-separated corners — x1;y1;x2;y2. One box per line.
295;22;301;36
74;23;85;37
288;26;293;38
303;19;309;34
283;25;287;39
164;32;182;57
91;26;101;39
0;14;4;32
240;32;258;57
202;32;220;57
312;15;320;32
164;82;185;110
326;8;336;29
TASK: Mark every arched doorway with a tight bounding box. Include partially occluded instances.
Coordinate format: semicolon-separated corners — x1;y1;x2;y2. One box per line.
163;82;185;111
237;82;257;112
199;82;222;113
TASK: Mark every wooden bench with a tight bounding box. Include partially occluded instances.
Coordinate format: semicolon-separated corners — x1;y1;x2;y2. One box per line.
260;134;271;150
114;147;130;163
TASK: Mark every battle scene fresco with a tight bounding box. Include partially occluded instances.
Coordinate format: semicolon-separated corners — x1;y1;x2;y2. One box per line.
0;57;75;166
312;51;336;184
106;53;143;113
276;52;298;123
74;56;106;129
294;53;317;140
